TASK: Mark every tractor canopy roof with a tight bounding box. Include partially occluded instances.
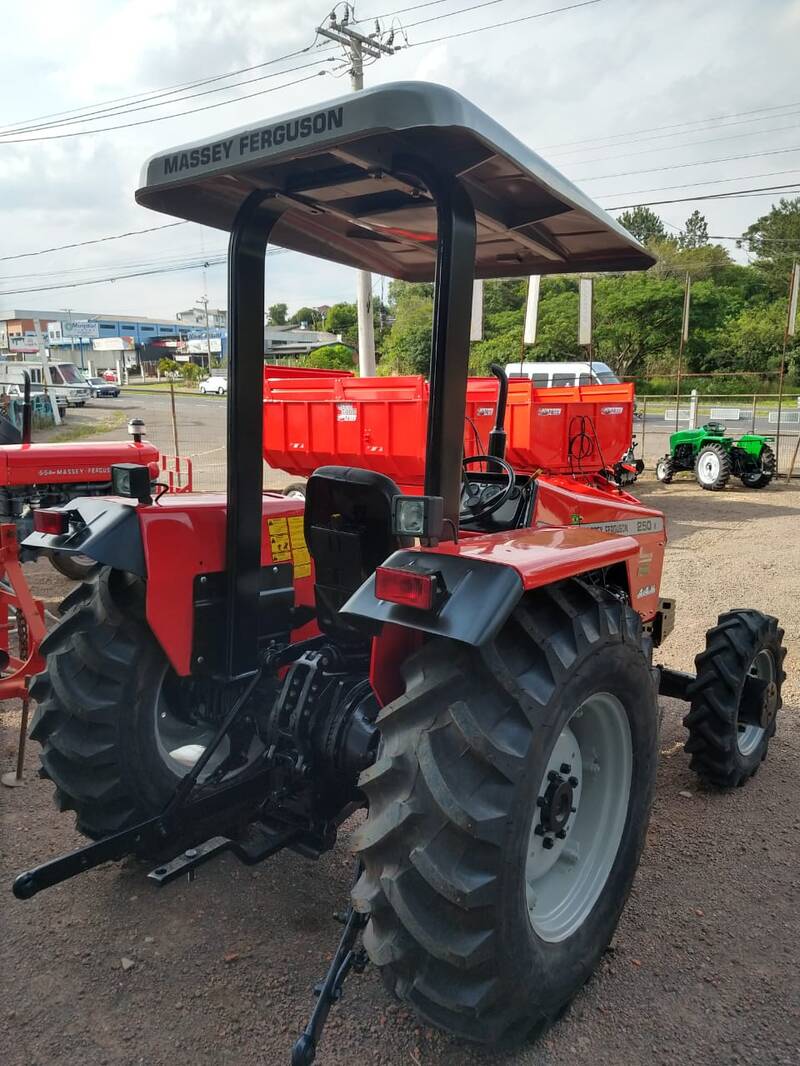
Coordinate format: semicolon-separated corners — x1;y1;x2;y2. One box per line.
136;82;654;282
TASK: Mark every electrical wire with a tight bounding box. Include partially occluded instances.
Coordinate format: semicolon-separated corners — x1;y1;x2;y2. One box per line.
403;0;604;47
0;222;188;263
0;69;328;144
542;99;800;151
588;167;800;199
604;183;800;210
0;42;331;136
2;58;334;139
577;144;800;182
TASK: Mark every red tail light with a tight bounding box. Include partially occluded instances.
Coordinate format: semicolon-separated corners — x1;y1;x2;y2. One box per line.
375;566;439;610
33;509;69;535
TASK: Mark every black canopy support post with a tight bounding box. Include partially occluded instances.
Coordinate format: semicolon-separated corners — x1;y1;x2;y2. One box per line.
224;192;282;679
419;170;477;538
21;371;32;445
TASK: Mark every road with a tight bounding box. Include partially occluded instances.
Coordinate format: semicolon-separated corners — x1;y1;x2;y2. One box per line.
1;477;798;1066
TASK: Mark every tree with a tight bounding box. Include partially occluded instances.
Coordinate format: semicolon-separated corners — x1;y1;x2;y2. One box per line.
324;302;358;341
157;357;181;377
618;205;666;244
304;343;356;370
381;284;433;374
741;196;800;298
181;362;203;384
290;306;322;326
678;210;709;249
267;303;288;325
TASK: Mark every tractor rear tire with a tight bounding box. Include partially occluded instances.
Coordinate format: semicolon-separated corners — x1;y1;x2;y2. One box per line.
353;580;658;1045
655;456;675;483
46;550;101;582
740;444;776;489
30;568;214;845
683;610;786;788
695;443;731;490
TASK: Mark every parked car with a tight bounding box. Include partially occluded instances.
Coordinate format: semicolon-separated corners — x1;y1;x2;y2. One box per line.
199;375;228;395
101;369;119;383
88;377;120;398
0;381;68;418
504;360;621;387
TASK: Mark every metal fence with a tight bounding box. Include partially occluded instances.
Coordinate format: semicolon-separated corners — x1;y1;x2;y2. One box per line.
125;386;800;492
635;393;800;476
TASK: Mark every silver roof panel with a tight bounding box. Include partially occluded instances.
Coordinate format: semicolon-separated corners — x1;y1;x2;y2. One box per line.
136;82;654;281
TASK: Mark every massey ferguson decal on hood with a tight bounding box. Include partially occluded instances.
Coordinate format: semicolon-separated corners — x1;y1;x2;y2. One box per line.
161;108;344;176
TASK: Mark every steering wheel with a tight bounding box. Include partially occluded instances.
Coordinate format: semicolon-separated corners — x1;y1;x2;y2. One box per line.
460;454;516;523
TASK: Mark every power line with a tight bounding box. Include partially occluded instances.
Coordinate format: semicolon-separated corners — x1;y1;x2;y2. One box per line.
578;144;800;182
543;99;800;151
2;58;332;139
0;222;188;263
558;120;800;167
604;184;800;210
0;70;327;144
0;42;328;136
588;167;800;199
403;0;604;46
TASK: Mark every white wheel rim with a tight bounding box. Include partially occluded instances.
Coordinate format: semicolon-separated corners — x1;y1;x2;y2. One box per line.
657;461;668;480
699;453;720;483
525;693;632;942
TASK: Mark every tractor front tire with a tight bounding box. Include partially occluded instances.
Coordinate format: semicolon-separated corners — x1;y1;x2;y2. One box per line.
740;444;776;489
353;580;658;1045
30;568;201;844
683;610;786;788
695;443;731;490
656;456;675;483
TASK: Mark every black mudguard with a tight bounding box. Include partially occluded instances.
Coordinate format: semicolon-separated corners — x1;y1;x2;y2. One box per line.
340;549;523;646
22;498;146;577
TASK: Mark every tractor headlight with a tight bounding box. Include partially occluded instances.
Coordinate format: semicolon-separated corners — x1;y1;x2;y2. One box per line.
111;463;152;504
392;495;444;539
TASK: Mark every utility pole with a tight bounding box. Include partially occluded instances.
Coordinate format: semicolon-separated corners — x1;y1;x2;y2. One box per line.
316;4;395;377
197;293;212;371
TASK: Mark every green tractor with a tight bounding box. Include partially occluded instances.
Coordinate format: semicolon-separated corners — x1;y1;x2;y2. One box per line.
656;422;776;491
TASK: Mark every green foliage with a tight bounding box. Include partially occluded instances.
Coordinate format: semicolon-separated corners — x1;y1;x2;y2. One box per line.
268;303;288;325
381;282;433;374
157;357;181;376
741;197;800;298
181;363;203;384
289;306;322;326
304;344;356;370
678;210;709;249
618;205;666;244
324;302;358;340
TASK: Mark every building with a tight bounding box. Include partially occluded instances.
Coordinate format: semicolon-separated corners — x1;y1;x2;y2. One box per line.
0;308;186;353
176;307;227;328
264;324;339;357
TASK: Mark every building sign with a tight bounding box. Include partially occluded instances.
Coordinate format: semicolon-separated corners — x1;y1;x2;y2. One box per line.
92;336;135;351
62;320;100;339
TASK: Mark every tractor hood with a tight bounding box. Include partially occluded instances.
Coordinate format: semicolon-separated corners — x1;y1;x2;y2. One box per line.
136;81;654;281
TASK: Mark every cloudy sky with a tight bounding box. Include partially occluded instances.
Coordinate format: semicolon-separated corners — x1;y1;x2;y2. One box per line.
1;0;798;321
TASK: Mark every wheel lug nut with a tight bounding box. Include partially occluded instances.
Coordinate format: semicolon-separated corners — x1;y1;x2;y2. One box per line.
560;763;571;774
547;770;560;782
534;824;544;836
536;796;546;808
542;837;554;850
556;829;566;839
570;806;577;813
568;776;579;788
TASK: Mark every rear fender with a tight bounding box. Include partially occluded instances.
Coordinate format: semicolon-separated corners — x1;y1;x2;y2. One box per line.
341;526;641;648
23;497;145;575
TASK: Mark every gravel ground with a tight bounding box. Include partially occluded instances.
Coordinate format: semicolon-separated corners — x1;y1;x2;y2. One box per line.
1;476;798;1066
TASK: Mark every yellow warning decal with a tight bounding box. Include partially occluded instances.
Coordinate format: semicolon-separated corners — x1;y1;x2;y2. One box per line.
268;515;311;579
287;515;312;579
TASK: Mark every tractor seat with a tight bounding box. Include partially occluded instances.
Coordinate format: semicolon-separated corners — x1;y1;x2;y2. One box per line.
304;466;411;638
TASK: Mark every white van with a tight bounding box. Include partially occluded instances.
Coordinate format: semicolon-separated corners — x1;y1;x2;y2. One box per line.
504;360;620;387
0;380;69;418
0;359;91;406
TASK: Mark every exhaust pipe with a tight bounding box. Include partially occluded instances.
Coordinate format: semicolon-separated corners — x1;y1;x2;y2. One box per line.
487;363;508;461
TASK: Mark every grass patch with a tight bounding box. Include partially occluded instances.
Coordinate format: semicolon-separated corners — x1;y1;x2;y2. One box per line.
49;411;127;442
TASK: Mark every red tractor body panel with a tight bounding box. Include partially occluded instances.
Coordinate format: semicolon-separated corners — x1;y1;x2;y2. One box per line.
0;440;160;486
137;493;316;675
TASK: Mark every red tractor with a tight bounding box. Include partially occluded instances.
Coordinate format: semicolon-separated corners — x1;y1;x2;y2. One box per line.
14;84;786;1064
0;387;163;579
